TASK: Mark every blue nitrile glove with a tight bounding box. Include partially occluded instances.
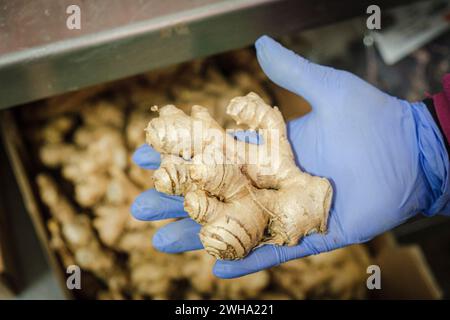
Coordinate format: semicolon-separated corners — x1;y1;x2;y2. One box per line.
131;35;450;278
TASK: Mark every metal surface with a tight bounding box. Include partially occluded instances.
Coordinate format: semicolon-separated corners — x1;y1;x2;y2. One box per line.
0;0;404;109
0;122;64;299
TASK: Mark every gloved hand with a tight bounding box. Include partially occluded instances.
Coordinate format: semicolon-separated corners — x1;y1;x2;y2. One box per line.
131;35;449;278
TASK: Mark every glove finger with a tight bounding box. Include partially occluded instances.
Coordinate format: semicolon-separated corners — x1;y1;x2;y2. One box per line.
131;188;187;221
281;232;342;260
132;144;161;170
213;231;341;279
213;245;282;279
255;35;338;111
230;130;263;145
152;218;203;253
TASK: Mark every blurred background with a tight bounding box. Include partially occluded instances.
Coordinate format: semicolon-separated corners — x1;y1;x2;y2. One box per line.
0;0;449;300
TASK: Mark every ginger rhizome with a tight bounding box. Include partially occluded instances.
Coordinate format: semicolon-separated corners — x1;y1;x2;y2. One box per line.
146;92;333;260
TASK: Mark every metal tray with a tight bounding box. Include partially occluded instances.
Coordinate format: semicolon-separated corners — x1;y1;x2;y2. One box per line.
0;0;407;109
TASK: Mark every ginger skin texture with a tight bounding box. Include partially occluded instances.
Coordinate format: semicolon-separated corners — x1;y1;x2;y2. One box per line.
145;92;333;260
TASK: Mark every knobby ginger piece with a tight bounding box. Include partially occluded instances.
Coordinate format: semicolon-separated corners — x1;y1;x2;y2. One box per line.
93;205;130;247
80;100;125;128
91;167;151;248
145;92;333;260
105;167;141;205
39;143;77;168
38;115;75;144
59;126;129;207
62;126;127;185
74;174;109;207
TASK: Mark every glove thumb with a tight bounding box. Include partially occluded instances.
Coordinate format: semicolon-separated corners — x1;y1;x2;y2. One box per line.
255;35;342;114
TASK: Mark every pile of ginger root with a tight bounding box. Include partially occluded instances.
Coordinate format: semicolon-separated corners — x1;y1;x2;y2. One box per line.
22;51;370;299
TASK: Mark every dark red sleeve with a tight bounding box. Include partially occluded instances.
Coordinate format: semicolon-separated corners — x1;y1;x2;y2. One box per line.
427;74;450;145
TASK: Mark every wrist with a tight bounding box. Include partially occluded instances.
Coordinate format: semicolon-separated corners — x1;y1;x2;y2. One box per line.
410;101;450;216
426;74;450;145
423;98;450;154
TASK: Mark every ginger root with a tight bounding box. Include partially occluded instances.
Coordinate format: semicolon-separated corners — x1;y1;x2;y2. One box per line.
145;92;333;260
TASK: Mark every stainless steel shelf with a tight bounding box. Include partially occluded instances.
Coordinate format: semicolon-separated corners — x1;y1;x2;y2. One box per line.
0;0;403;109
